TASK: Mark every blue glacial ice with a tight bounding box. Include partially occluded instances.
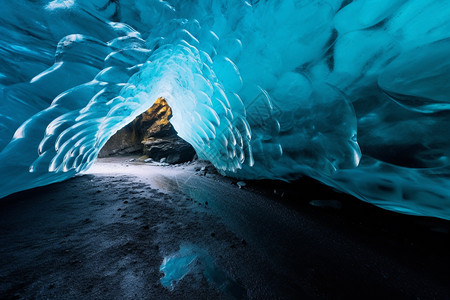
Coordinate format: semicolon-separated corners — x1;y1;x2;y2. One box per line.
1;0;450;219
160;244;245;298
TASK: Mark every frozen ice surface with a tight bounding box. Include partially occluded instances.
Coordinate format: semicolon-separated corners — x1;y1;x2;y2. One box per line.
160;244;245;297
1;0;450;219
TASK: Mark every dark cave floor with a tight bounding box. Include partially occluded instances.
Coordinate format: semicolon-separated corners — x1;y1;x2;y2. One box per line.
1;156;450;299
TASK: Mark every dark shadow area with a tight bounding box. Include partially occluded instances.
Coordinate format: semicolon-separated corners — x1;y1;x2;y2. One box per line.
246;177;450;283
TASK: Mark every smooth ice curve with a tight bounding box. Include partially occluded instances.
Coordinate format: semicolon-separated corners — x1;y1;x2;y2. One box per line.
1;0;450;219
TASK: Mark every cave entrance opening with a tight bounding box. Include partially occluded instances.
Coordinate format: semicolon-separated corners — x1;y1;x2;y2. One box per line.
98;97;196;164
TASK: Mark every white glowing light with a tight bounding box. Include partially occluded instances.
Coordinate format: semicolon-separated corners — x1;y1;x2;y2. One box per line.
46;0;75;10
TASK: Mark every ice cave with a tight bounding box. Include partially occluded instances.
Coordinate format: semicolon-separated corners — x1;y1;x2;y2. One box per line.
1;1;450;298
2;0;450;219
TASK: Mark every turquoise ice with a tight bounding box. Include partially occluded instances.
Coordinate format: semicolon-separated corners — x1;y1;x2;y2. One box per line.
1;0;450;219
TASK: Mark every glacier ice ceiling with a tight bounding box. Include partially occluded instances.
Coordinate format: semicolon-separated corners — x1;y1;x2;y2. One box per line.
1;0;450;219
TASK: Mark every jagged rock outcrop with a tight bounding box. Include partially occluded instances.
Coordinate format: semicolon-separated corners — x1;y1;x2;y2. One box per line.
97;123;142;157
99;98;196;163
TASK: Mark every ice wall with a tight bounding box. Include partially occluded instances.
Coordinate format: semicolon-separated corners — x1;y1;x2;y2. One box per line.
1;0;450;219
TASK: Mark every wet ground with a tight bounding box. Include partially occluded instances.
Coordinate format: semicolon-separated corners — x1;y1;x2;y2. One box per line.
1;156;449;299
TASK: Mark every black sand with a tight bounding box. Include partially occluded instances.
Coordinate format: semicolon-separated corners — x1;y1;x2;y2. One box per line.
1;157;449;299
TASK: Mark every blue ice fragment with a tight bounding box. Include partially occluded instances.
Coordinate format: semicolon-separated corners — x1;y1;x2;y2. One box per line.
160;244;246;298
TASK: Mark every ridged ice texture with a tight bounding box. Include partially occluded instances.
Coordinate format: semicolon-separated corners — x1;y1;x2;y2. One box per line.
1;0;450;219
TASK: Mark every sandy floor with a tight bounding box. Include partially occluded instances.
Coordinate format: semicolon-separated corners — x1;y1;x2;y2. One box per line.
1;156;450;299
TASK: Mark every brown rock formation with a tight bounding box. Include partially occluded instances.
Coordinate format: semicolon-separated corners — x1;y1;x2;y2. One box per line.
98;98;196;164
135;97;177;140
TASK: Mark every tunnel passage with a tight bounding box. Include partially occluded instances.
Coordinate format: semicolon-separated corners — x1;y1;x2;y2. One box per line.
2;0;450;220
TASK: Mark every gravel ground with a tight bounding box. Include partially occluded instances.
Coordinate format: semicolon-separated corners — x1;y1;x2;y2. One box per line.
1;156;449;299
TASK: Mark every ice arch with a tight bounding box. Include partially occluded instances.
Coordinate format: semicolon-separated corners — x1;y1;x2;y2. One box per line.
1;0;450;220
